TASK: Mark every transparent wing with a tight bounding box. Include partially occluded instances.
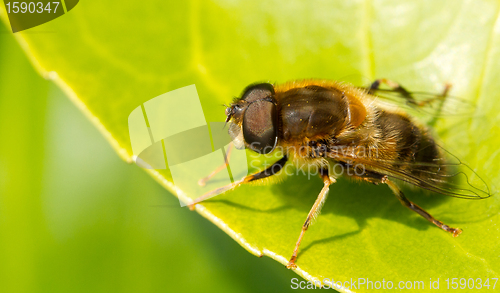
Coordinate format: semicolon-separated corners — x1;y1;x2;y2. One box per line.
327;144;493;200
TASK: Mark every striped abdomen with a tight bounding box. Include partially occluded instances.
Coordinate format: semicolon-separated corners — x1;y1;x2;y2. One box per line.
374;110;444;180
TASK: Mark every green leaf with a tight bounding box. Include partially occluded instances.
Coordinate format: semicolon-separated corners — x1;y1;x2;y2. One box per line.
2;1;499;291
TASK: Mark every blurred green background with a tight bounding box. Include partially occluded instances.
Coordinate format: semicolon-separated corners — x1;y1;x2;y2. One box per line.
0;21;302;292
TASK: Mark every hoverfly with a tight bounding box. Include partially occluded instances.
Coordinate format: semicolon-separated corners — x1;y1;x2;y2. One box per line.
189;79;491;269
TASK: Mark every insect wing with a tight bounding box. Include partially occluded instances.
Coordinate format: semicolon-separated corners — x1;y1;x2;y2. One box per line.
327;145;492;200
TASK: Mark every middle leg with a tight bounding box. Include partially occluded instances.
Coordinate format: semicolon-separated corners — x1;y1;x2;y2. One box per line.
287;168;335;269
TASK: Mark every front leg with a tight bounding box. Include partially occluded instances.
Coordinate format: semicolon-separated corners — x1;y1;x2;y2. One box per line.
198;143;234;187
188;155;288;210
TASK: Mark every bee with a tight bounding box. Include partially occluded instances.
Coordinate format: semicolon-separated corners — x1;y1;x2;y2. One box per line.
189;79;491;269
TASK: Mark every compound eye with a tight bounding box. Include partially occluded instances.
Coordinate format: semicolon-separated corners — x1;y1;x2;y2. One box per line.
241;83;275;103
242;99;278;154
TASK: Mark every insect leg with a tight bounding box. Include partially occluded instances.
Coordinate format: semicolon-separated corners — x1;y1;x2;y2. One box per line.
287;169;335;269
383;177;462;237
198;143;234;186
368;78;452;109
368;78;416;105
188;155;288;210
419;83;451;107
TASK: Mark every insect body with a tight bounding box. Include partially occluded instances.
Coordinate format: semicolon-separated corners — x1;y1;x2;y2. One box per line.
189;79;490;269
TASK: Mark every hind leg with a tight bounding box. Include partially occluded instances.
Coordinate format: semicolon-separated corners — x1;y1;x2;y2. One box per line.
383;177;462;237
